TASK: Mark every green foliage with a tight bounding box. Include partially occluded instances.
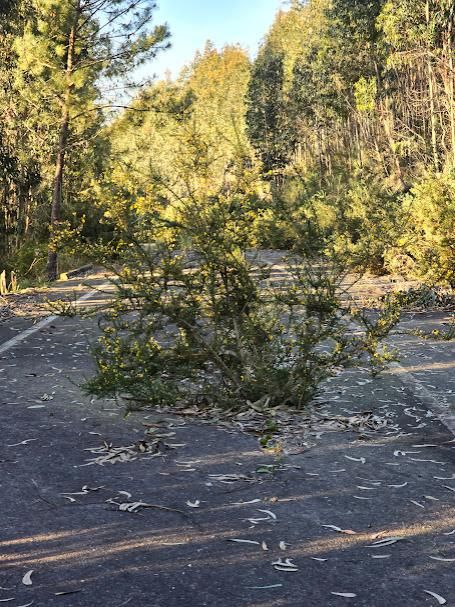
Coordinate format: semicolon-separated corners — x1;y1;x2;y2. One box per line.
187;42;252;161
354;77;378;113
388;284;454;310
2;0;455;307
332;176;402;273
78;141;400;413
246;49;293;175
1;0;170;280
394;172;455;286
106;44;253;208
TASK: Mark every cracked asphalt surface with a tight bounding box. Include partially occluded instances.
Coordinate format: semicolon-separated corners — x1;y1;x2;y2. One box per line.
0;277;454;607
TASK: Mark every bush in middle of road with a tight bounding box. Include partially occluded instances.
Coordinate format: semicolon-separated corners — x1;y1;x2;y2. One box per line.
82;164;400;412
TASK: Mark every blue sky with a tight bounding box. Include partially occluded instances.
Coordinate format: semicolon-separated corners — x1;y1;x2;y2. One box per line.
148;0;285;79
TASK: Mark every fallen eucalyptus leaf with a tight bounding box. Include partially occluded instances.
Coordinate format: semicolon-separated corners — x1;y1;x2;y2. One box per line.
331;592;357;598
54;590;82;596
228;539;261;545
256;509;277;520
22;570;33;586
322;524;357;535
366;536;404;548
272;557;298;572
246;584;283;589
409;499;425;509
423;590;447;605
344;455;366;464
186;500;200;508
409;458;446;465
7;438;38;447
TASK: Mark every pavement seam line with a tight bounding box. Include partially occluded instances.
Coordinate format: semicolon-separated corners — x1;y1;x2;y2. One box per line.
0;286;102;355
388;361;455;436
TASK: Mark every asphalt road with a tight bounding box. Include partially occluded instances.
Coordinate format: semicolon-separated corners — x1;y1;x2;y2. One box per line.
0;280;454;607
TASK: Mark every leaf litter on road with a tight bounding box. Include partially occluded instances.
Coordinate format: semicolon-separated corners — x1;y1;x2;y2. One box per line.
321;525;357;535
227;539;261;546
365;537;404;548
331;592;357;598
185;500;200;508
208;473;254;483
7;439;38;447
256;509;277;520
423;590;447;604
22;570;34;586
409;458;446;465
272;558;298;572
244;508;278;525
246;585;283;589
344;455;366;464
409;499;425;509
82;439;173;465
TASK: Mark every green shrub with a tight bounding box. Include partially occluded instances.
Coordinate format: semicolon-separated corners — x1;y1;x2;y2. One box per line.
395;171;455;286
3;241;48;283
81;179;400;413
332;177;402;274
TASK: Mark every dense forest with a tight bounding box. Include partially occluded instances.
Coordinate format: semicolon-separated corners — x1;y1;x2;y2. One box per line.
1;0;455;288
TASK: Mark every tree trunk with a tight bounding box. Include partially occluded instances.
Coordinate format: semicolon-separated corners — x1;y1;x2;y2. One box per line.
448;6;455;167
425;0;440;171
47;107;70;281
46;3;80;281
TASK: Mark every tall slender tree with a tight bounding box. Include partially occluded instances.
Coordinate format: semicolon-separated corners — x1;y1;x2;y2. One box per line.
13;0;170;279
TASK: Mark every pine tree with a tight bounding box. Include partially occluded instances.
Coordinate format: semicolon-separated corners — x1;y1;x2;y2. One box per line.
246;48;292;176
12;0;170;280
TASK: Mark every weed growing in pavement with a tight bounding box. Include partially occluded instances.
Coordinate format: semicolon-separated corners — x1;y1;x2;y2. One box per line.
74;179;400;413
54;139;401;413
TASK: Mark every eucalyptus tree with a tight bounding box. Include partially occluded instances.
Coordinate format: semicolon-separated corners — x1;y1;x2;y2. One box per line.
378;0;455;172
186;43;251;165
